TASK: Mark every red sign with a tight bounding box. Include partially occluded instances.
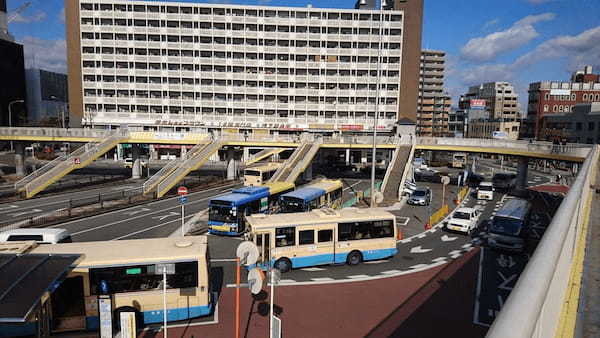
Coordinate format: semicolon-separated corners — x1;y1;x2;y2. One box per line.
341;124;363;131
177;186;188;196
470;99;487;109
73;158;81;165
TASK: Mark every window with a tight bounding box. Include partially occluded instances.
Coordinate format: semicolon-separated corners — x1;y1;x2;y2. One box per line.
589;122;595;131
89;261;198;295
571;94;576;101
553;105;558;112
338;220;394;241
275;227;295;247
299;230;314;245
584;94;588;101
7;234;43;241
544;93;549;100
318;229;333;243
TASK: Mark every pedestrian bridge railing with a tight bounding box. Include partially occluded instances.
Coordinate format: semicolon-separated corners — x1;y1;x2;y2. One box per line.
487;145;598;338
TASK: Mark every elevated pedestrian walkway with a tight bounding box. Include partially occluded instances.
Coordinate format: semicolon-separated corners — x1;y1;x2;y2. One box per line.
15;130;129;198
245;148;289;165
381;141;414;202
270;138;322;183
153;139;224;198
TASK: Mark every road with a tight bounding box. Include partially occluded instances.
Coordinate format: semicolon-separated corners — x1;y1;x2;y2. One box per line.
0;180;143;226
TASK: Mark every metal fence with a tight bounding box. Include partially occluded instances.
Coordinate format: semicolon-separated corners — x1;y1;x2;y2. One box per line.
487;145;599;338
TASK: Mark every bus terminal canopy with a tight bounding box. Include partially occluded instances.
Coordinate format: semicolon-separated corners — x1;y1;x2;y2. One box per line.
0;253;80;323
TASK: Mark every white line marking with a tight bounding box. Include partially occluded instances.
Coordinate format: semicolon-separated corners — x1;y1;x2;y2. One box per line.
210;258;238;262
364;260;387;264
279;279;296;284
450;253;461;259
343;181;362;192
0;205;18;212
398;238;413;243
310;277;334;281
417;234;426;238
473;248;486;326
381;270;402;274
409;264;430;269
432;257;447;262
347;274;370;279
9;209;42;217
301;267;326;272
449;250;461;255
410;246;433;254
462;243;473;249
441;234;458;242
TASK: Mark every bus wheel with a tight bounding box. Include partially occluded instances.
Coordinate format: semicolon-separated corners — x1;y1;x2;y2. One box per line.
274;258;292;273
347;251;363;266
113;306;142;331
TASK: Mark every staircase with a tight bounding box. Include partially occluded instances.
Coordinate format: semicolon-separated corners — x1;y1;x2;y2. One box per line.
153;140;223;198
142;140;210;195
381;143;413;202
270;140;321;183
245;148;289;165
17;130;129;198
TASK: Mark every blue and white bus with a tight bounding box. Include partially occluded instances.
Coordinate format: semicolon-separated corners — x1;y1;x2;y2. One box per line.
487;198;532;252
279;180;343;213
208;182;294;236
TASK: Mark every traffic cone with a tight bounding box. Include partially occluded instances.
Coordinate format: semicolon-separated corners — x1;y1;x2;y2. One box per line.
424;223;431;230
397;229;403;240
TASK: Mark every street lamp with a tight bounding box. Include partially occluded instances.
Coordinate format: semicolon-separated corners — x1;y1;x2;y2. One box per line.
49;95;66;128
8;99;24;151
370;0;385;208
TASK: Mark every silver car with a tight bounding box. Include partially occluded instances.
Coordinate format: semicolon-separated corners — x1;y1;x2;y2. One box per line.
408;187;432;206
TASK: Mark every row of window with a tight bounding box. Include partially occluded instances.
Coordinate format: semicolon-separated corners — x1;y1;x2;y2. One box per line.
274;220;394;247
81;33;402;49
544;104;576;113
84;105;396;116
543;92;600;102
81;18;402;35
81;3;403;22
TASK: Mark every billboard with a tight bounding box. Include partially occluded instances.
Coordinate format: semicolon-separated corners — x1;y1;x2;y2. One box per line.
492;131;509;139
470;99;486;109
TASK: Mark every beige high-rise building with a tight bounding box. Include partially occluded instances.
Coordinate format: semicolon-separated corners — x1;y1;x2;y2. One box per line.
463;82;521;139
417;50;451;136
64;0;424;136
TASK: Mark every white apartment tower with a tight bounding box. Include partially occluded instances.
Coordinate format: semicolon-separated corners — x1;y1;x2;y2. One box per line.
65;0;406;135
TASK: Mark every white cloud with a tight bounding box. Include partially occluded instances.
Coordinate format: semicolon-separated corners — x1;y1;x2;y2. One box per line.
483;18;500;30
460;13;555;62
10;11;47;24
457;64;515;86
20;36;67;74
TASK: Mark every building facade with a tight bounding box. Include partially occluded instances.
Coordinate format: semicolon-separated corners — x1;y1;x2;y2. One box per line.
447;108;466;137
416;49;451;136
540;102;600;144
461;82;521;139
526;65;600;139
25;69;69;126
64;0;424;135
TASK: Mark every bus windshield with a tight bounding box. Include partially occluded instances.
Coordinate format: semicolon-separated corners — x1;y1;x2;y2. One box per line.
490;216;523;236
280;197;306;213
209;205;237;223
244;170;261;176
479;185;493;191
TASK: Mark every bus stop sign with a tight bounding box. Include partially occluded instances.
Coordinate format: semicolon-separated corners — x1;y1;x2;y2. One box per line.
178;186;188;196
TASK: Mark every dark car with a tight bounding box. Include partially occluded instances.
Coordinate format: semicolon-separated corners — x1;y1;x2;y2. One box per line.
465;171;485;187
492;173;517;191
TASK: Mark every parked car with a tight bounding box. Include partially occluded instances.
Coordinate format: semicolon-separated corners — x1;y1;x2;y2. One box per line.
413;157;428;170
403;180;418;196
0;228;72;244
444;207;481;235
492;173;517;191
408;187;432;206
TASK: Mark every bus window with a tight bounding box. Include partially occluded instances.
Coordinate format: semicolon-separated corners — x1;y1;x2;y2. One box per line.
339;220;394;241
318;229;333;242
299;230;315;245
275;227;295;247
209;205;237;223
89;261;198;294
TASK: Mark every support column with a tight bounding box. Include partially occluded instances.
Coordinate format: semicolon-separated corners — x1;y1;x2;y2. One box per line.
303;163;313;182
14;142;25;177
180;146;187;159
516;157;529;190
243;147;250;163
131;144;142;179
226;148;237;180
345;148;350;165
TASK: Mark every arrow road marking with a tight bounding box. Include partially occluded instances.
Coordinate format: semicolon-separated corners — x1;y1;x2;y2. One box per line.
441;234;457;242
124;207;151;216
151;212;179;221
410;246;433;254
9;209;42;217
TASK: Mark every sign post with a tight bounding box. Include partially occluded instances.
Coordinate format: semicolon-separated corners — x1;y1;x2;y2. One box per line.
155;263;175;338
177;186;188;236
441;176;450;208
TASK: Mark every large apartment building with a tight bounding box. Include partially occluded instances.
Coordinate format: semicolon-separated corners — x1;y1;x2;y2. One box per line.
64;0;423;135
525;65;600;139
416;49;451;136
461;82;521;139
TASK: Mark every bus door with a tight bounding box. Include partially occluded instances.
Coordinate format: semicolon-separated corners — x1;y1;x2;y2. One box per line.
254;232;271;268
50;275;86;332
313;225;336;265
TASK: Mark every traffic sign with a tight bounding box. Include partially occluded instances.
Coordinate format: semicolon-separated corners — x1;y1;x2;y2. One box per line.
177;186;188;196
441;176;450;185
248;268;264;295
179;196;188;204
73;157;81;165
236;241;259;266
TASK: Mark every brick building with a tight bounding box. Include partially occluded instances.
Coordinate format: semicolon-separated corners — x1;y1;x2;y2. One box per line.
525;65;600;139
416;49;451;136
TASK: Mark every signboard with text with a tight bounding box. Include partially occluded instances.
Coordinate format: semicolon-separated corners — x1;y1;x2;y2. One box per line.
470;99;487;109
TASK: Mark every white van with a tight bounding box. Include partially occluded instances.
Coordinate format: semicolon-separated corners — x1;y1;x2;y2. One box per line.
0;228;72;244
477;182;494;200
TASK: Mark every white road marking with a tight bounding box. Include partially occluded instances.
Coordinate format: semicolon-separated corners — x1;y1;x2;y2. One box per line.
409;264;429;269
301;267;326;272
110;214;196;240
398;238;413;243
417;234;426;238
462;243;473;249
0;205;18;212
450;253;462;259
432;257;447;262
449;250;461;256
441;234;457;242
310;277;334;281
343;181;362;192
396;217;410;226
347;275;370;279
410;245;433;254
364;260;387;264
211;258;238;262
151;211;179;221
381;270;402;274
9;209;42;217
123;207;151;216
279;279;296;284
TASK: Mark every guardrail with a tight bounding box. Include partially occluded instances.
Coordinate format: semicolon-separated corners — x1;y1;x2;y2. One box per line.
487;145;599;338
15;153;68;191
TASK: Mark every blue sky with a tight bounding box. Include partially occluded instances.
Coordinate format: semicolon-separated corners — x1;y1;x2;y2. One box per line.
7;0;600;110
